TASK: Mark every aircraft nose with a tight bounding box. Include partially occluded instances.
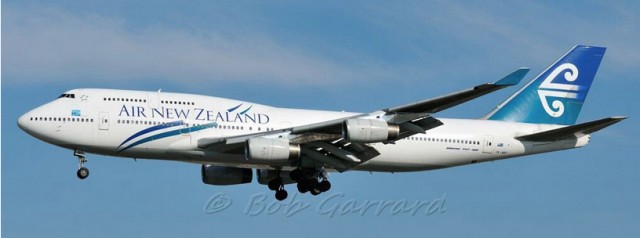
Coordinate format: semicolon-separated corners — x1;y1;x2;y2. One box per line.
17;113;30;132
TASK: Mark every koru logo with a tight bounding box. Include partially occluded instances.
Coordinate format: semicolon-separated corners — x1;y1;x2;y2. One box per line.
537;63;580;117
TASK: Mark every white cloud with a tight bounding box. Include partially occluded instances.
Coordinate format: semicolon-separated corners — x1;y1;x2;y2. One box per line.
4;2;637;90
360;1;640;75
3;6;389;86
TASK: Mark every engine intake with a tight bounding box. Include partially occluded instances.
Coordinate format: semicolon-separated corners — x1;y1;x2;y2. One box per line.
201;165;252;185
245;137;300;163
342;119;400;143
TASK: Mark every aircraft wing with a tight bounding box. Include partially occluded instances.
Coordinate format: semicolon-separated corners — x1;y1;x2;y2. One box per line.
197;68;528;171
384;67;529;114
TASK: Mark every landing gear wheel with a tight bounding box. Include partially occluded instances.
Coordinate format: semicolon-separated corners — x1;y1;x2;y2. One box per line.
319;180;331;192
297;180;309;193
74;149;89;180
77;167;89;179
268;177;283;191
275;188;288;201
310;187;321;196
308;179;321;195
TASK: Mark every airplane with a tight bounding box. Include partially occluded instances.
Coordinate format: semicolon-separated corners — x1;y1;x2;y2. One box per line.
17;45;626;201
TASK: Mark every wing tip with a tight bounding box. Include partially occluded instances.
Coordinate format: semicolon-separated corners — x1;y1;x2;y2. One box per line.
494;68;530;86
610;116;628;120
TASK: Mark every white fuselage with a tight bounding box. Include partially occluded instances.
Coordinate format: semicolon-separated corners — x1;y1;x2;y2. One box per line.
18;88;589;172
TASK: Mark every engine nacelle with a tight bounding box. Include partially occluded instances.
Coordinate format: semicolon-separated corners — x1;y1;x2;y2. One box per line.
201;165;252;185
256;169;297;185
342;119;400;143
245;137;300;163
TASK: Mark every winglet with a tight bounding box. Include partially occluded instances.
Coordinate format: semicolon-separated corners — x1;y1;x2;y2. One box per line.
494;67;529;86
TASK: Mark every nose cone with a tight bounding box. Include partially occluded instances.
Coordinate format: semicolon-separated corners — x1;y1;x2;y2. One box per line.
18;108;62;145
17;113;30;132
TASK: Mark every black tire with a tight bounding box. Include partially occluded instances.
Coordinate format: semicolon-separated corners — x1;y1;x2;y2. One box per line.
319;180;331;192
268;178;282;191
77;167;89;179
308;179;321;195
297;181;308;193
275;189;288;201
308;179;319;189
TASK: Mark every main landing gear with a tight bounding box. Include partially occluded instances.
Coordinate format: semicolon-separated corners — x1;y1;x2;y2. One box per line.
267;168;331;201
291;168;331;195
74;149;89;179
267;176;288;201
266;168;331;201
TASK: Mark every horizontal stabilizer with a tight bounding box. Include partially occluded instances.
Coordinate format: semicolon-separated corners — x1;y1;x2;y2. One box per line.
515;116;627;142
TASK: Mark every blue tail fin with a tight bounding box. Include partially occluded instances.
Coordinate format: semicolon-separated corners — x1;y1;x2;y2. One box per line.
485;45;606;125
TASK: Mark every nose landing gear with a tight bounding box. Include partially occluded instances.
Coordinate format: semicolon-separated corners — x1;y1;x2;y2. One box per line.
74;149;89;179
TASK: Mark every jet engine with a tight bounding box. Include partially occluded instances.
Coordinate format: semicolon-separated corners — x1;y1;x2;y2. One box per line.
342;119;400;143
201;165;252;185
244;137;300;163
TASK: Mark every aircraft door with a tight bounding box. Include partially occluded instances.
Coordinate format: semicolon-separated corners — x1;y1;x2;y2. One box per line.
99;112;109;130
483;135;493;154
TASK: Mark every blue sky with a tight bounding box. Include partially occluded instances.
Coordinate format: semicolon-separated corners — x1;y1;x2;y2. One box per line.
2;1;639;237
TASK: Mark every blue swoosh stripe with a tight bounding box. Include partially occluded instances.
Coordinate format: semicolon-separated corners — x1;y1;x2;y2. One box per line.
227;103;243;112
239;105;252;115
118;120;184;148
118;122;217;153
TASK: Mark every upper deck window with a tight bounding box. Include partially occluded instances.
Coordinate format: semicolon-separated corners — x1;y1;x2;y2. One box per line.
58;94;75;99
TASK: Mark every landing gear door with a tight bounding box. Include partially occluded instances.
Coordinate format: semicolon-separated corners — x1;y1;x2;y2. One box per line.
483;135;493;154
99;112;109;130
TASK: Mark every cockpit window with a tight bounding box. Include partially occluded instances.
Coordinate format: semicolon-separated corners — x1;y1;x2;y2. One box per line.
58;94;76;99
